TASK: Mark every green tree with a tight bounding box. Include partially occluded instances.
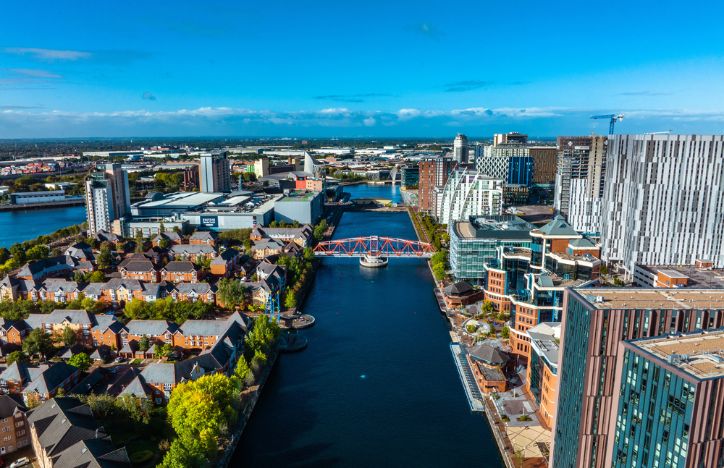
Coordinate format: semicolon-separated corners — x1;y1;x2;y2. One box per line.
6;350;27;365
97;244;112;270
62;326;77;346
234;355;253;387
25;244;50;261
0;248;9;264
216;278;247;310
88;271;105;282
313;219;328;241
114;394;152;424
139;336;150;352
166;373;240;459
68;352;92;371
22;328;53;360
501;325;510;339
284;291;297;309
9;244;26;264
159;439;198;468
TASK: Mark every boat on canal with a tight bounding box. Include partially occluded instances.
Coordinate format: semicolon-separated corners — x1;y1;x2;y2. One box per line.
359;254;388;268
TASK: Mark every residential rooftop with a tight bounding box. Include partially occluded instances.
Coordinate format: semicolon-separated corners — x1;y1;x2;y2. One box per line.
575;288;724;310
636;264;724;289
627;329;724;380
454;215;534;241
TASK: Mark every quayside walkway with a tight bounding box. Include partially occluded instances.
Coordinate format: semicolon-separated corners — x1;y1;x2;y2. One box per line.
450;343;485;412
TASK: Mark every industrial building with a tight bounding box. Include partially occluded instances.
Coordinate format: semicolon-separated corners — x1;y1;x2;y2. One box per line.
273;190;324;225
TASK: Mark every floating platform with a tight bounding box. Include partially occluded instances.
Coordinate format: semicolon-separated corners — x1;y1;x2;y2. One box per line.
279;333;308;353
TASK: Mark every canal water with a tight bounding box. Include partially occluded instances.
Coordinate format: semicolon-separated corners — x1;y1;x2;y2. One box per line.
234;185;502;467
0;205;86;248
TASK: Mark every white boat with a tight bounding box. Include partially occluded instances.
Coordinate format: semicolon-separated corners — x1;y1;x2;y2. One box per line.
360;255;388;268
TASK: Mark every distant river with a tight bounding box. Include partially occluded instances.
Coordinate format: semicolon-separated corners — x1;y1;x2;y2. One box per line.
0;205;86;247
234;184;502;467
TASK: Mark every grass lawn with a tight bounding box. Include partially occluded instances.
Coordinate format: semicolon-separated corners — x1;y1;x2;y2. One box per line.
130;358;143;365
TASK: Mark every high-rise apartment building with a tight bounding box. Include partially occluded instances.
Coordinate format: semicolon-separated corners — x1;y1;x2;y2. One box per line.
607;329;724;468
552;288;724;468
400;165;419;190
553;136;607;234
436;168;503;225
453;133;469;164
600;134;724;275
199;150;231;193
85;163;131;236
493;132;528;146
417;156;455;213
528;146;558;184
476;144;534;204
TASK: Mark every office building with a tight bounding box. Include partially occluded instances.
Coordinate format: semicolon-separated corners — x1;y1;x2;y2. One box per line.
608;329;724;468
476;144;534;204
484;216;600;359
525;322;560;430
199;150;231;193
453;133;469;164
437;168;503;225
601;134;724;275
528;146;558;184
493;132;528;146
418;156;455;213
400;164;419;190
85;163;131;236
448;215;533;281
552;288;724;468
554;136;607;234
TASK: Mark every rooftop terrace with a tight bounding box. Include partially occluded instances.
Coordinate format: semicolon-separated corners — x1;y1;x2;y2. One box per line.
576;288;724;310
629;329;724;380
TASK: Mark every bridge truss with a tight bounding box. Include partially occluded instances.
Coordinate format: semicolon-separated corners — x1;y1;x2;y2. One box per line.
313;235;434;258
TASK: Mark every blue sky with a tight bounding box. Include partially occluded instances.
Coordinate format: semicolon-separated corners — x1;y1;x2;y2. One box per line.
2;0;724;138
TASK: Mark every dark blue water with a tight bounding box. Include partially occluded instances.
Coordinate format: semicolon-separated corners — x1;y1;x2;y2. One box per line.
234;208;502;467
342;183;402;204
0;205;86;247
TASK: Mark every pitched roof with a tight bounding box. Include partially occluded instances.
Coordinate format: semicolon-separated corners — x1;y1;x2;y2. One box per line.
173;282;212;295
170;244;215;255
469;343;511;367
535;215;580;237
163;261;197;273
178;313;243;338
120;260;156;273
25;362;79;395
123;320;177;336
190;231;216;241
53;438;130;468
444;281;474;296
0;394;24;418
27;397;114;464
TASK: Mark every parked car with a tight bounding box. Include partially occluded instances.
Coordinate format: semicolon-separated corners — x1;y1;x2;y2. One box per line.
9;457;30;468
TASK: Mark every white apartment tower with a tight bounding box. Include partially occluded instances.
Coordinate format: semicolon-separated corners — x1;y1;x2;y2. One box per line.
601;134;724;275
85;163;131;236
437;168;503;225
553;136;607;234
199;150;231;193
453;133;469;164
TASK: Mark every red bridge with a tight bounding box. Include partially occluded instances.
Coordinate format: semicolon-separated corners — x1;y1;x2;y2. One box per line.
313;236;434;258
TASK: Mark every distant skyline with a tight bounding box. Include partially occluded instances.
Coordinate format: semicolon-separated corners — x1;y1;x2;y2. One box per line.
2;0;724;138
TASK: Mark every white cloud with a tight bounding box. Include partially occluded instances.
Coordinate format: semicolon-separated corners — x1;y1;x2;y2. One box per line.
7;68;62;79
4;47;91;60
363;117;376;126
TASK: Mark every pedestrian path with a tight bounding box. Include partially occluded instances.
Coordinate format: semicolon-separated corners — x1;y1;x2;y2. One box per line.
450;343;485;412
